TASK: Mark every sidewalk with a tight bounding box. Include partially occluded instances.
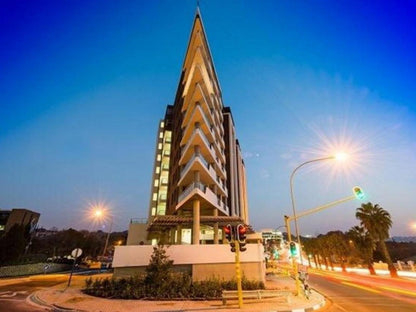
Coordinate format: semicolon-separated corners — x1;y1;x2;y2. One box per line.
27;273;326;312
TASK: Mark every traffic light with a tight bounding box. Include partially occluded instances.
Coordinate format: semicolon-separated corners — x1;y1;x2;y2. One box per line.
224;224;236;252
353;186;365;200
289;242;297;256
236;224;247;252
224;224;233;242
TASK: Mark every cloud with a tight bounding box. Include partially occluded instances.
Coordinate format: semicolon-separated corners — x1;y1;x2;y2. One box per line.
260;169;270;179
243;152;260;159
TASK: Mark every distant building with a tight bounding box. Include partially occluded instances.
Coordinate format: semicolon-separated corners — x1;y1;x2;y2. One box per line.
128;8;249;246
261;228;284;243
35;227;58;238
0;208;40;234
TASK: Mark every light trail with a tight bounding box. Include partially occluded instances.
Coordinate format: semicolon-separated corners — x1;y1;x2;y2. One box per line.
341;281;381;293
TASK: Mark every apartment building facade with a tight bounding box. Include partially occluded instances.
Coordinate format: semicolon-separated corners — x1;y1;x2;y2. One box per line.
128;9;249;246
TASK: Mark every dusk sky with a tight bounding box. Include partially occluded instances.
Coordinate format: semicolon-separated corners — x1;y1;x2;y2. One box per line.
1;1;415;236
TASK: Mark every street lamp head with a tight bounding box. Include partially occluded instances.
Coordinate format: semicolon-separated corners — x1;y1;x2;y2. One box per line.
94;209;103;218
334;152;348;161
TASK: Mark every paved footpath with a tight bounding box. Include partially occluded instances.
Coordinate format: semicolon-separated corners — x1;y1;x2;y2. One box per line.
24;273;325;312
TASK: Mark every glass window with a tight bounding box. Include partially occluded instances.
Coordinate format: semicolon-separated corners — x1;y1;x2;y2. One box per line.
159;132;163;139
152;193;157;201
155;166;160;174
154;179;159;187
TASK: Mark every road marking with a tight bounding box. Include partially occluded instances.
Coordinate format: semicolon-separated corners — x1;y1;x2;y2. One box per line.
379;286;416;297
0;291;28;298
341;281;381;294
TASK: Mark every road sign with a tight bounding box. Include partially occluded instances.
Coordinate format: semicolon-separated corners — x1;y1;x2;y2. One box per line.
71;248;83;258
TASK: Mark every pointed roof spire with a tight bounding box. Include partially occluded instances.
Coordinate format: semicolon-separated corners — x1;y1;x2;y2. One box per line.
178;5;222;98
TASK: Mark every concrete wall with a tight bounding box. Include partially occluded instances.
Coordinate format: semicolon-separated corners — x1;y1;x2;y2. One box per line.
113;244;265;283
126;223;148;245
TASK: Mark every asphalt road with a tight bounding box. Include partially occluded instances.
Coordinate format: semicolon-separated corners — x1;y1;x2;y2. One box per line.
0;276;67;312
309;271;416;312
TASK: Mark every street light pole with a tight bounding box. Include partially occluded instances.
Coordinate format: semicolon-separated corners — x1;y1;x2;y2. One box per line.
102;217;113;257
290;156;335;265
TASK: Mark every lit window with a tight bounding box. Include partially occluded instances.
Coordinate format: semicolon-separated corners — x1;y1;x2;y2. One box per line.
154;179;159;187
157;154;161;161
161;121;165;128
159;132;163;139
155;166;160;174
151;207;156;216
157;204;166;215
152;193;157;201
158;143;162;150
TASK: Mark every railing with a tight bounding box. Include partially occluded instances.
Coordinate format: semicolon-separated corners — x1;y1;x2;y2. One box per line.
180;153;207;179
178;182;206;203
130;218;147;224
182;103;215;143
180;128;211;159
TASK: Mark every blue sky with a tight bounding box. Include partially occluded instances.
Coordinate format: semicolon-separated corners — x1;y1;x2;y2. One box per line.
1;0;415;236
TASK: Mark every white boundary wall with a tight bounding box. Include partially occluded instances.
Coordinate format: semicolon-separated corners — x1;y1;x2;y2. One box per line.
113;244;264;267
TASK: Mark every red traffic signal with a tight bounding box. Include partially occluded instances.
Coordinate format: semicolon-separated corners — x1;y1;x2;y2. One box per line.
236;224;247;252
224;224;233;243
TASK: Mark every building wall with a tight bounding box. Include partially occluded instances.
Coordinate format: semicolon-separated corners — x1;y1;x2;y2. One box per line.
3;209;40;233
112;244;265;283
126;222;148;245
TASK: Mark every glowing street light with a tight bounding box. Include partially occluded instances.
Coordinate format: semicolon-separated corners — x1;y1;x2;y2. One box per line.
94;209;103;218
91;206;113;257
335;152;348;161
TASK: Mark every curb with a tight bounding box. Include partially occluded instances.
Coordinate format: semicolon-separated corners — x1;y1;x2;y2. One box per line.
27;292;53;310
26;288;326;312
27;291;82;312
276;289;326;312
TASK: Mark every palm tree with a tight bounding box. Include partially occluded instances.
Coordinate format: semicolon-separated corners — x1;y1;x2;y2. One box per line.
347;225;376;275
356;202;398;277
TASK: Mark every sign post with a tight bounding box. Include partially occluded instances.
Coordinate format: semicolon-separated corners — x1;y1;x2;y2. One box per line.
66;248;83;289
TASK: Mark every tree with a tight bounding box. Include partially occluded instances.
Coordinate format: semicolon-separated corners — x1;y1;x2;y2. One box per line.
356;202;398;277
145;244;174;296
347;225;376;275
326;231;350;272
0;224;27;264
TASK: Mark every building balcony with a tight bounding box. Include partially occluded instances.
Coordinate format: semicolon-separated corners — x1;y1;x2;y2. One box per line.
182;62;214;109
179;128;214;164
176;181;228;216
182;84;215;126
181;104;216;145
178;153;227;197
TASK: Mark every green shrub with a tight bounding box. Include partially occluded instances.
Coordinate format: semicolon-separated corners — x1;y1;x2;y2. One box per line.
83;245;264;299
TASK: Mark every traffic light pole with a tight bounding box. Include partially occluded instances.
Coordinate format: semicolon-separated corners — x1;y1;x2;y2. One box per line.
285;194;357;296
234;240;243;308
284;216;301;296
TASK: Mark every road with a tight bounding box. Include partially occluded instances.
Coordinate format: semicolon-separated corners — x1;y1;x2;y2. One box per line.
0;274;68;312
309;269;416;312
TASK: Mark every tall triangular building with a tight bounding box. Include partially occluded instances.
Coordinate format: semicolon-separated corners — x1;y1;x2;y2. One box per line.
136;9;249;245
